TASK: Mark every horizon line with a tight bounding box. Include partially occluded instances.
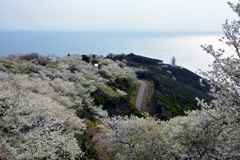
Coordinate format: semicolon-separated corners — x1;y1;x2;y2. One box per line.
0;29;222;33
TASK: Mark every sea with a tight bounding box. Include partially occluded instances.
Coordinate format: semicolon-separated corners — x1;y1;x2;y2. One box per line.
0;30;235;73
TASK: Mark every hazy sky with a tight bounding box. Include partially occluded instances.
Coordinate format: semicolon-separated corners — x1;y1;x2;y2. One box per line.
0;0;239;32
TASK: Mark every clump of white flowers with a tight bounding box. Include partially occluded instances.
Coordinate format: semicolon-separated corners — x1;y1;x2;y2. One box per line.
100;63;127;81
99;107;240;159
97;82;119;98
0;72;86;159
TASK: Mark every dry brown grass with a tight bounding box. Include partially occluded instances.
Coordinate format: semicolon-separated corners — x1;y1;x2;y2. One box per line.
142;80;155;113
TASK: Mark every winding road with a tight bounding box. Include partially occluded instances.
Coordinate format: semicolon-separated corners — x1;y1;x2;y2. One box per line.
136;80;147;111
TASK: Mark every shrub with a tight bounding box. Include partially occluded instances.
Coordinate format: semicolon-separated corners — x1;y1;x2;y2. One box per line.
19;53;39;61
37;56;51;66
92;59;99;64
82;55;90;63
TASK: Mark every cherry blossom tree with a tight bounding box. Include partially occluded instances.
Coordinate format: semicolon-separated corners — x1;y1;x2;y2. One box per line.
0;72;86;159
99;110;238;159
197;1;240;157
97;114;163;159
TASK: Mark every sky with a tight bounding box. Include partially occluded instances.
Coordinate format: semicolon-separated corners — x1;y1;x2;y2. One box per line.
0;0;239;32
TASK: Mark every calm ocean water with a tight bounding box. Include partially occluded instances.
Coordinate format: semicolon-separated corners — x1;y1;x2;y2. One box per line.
0;30;235;73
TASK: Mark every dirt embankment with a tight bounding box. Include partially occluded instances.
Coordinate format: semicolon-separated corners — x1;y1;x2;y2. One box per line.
141;80;155;113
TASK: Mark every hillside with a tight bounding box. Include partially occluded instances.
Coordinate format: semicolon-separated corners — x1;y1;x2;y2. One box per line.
109;53;213;120
0;53;146;159
0;52;212;159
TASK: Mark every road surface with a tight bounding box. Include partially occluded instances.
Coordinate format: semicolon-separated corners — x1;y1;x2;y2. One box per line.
136;80;147;111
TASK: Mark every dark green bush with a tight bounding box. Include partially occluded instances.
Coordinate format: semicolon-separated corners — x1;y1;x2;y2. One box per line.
82;55;90;63
92;59;98;64
93;94;105;106
111;87;117;91
103;95;117;109
160;113;170;121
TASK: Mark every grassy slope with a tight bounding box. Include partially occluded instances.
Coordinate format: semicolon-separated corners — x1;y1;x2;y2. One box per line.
110;53;213;120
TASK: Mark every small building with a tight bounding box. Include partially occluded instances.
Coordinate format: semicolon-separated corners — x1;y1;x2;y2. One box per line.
94;63;99;68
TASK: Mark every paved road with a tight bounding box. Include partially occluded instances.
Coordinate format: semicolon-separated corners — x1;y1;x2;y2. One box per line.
136;80;147;111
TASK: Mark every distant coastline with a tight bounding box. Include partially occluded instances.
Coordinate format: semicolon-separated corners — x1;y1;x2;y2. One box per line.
0;30;231;73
